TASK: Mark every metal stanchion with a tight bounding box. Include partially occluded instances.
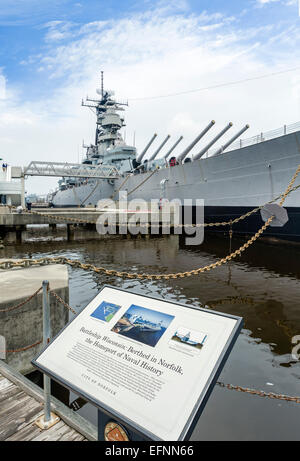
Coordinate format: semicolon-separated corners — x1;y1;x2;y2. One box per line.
35;281;60;430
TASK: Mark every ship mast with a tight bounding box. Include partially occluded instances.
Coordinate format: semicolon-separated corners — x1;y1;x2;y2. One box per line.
81;71;130;161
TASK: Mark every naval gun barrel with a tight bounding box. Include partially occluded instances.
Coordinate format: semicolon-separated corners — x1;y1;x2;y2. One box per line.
176;121;215;163
211;124;250;157
164;136;184;159
136;133;158;163
148;135;171;161
193;122;233;161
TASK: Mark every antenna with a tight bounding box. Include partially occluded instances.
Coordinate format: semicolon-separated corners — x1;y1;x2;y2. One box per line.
101;71;104;98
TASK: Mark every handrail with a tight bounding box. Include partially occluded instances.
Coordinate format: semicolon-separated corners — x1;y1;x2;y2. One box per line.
205;120;300;157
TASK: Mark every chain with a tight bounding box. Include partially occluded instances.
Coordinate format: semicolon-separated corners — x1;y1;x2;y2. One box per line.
28;209;98;225
51;291;77;315
2;340;42;354
21;182;300;228
81;180;100;207
0;289;76;353
1;166;299;280
127;168;159;196
279;165;300;205
0;286;42;313
217;382;300;404
110;175;131;200
0;219;280;280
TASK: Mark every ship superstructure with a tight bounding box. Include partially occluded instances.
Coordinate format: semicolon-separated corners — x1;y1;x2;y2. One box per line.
53;72;136;197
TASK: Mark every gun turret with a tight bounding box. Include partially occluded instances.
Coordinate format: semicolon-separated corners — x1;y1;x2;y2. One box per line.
148;135;171;161
136;134;158;163
177;121;215;163
193;123;233;161
164;136;184;159
210;125;250;157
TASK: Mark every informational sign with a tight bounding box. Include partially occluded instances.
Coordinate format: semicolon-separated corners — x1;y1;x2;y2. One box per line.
32;286;243;441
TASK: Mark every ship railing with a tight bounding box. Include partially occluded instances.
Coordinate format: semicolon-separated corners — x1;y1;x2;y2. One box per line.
205;120;300;157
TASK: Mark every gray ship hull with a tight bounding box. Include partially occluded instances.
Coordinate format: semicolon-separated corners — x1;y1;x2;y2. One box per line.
52;131;300;241
52;180;114;208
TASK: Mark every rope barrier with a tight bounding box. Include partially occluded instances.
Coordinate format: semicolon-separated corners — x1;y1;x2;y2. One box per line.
3;340;42;354
0;287;76;354
0;286;42;313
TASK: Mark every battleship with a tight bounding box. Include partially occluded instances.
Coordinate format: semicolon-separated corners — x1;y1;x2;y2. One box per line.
50;73;300;242
172;330;207;349
115;314;162;333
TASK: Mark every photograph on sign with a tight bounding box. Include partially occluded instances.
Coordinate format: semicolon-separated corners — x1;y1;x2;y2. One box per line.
170;327;208;354
32;286;243;441
111;304;175;347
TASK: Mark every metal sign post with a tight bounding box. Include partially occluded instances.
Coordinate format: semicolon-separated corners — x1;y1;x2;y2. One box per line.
35;281;60;430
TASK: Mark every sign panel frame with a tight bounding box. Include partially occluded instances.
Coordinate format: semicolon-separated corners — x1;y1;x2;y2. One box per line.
32;285;243;441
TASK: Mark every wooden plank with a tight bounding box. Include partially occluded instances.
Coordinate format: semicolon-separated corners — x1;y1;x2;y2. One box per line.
0;362;97;440
0;384;21;403
0;397;43;441
0;377;14;390
0;392;37;417
6;410;45;441
0;369;88;441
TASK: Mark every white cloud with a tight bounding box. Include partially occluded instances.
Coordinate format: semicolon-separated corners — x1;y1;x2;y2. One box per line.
1;6;300;194
0;73;6;100
256;0;280;4
41;20;77;42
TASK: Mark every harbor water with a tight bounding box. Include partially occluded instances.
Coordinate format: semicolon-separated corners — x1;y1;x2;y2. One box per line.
1;230;300;441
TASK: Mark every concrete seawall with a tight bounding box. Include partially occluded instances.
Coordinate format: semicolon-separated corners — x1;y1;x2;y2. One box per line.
0;264;69;375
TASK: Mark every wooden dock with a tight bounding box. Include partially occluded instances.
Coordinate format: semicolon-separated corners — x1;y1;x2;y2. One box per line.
0;361;97;442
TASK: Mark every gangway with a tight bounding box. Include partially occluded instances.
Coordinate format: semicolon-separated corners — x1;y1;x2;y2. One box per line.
23;161;120;179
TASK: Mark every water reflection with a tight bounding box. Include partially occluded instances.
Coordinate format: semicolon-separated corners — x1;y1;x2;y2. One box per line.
2;234;300;359
2;231;300;439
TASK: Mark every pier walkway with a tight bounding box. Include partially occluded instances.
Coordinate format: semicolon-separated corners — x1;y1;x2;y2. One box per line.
0;361;97;441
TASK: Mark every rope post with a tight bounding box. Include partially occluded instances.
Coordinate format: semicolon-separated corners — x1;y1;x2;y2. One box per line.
35;281;60;430
43;280;51;423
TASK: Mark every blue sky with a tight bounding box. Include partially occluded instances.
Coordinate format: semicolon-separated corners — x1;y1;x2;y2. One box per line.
0;0;299;194
1;0;298;99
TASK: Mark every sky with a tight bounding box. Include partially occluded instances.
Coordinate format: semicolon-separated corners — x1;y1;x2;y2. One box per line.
0;0;300;194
